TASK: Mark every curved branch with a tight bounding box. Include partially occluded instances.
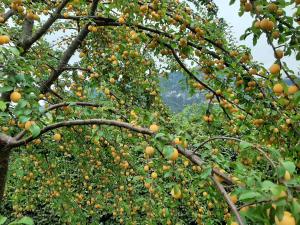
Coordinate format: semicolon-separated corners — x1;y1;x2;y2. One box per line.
44;102;102;113
212;176;246;225
11;119;153;147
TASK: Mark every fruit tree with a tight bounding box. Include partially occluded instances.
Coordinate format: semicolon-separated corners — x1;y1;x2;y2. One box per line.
0;0;299;224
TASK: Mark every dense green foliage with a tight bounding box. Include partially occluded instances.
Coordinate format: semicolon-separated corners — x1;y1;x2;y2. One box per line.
0;0;299;224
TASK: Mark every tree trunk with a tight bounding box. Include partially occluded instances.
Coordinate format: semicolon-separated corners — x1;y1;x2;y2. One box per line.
0;149;10;203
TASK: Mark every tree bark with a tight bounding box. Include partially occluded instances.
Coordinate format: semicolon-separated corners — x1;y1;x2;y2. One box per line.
0;149;10;203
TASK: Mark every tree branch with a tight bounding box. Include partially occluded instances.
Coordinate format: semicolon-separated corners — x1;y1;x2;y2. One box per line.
21;0;70;52
11;119;153;147
1;9;15;23
40;0;99;93
44;102;102;112
212;176;246;225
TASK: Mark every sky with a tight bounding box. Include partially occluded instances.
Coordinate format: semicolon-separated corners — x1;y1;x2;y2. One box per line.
213;0;298;73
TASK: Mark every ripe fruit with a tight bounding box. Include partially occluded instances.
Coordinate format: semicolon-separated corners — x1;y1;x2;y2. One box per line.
145;146;155;156
118;17;125;24
260;19;274;31
231;222;238;225
149;124;159;132
10;91;21;102
53;133;61;141
275;211;296;225
170;187;182;199
151;172;158;179
269;64;281;74
173;137;181;145
273;83;284;94
288;85;298;94
284;171;291;181
0;35;10;45
24;121;33;130
275;50;284;59
244;2;253;12
169;148;179;161
230;194;238;204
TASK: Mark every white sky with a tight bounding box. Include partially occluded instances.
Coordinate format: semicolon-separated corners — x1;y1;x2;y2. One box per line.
214;0;299;73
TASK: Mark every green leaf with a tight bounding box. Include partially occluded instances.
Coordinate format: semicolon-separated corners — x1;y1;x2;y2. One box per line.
282;161;296;174
163;145;174;158
0;86;13;93
29;124;41;138
239;191;262;201
240;141;252;149
0;101;6;111
9;217;34;225
0;216;7;225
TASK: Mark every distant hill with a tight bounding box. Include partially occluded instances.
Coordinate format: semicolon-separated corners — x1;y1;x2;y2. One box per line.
159;72;297;113
159;72;204;112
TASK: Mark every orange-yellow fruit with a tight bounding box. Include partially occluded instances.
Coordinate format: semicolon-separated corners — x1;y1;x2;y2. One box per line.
273;83;284;94
53;133;61;141
10;91;21;102
230;194;238;204
244;2;253;12
260;19;274;31
288;85;298;94
24;121;33;130
275;50;284;59
171;187;182;199
284;171;291;181
231;222;238;225
269;64;281;74
275;211;296;225
173;137;181;145
0;35;10;45
145;146;155;156
169;148;179;161
149;124;159;132
151;172;158;179
118;17;125;24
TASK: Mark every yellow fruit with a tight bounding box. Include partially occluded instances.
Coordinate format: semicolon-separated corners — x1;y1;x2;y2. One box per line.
230;194;238;204
244;2;253;12
118;17;125;24
269;64;281;74
231;222;238;225
0;35;10;45
144;182;151;189
53;133;61;141
273;83;283;94
149;124;159;132
169;148;179;161
10;91;21;102
173;137;181;145
145;146;155;156
171;187;182;199
275;211;296;225
284;171;291;181
151;172;158;179
275;50;284;59
24;121;33;130
288;85;298;95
